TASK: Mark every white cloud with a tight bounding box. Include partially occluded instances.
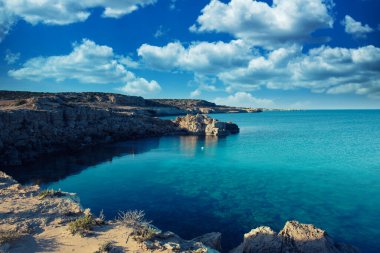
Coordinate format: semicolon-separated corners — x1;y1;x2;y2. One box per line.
219;45;301;89
4;50;20;64
189;74;218;97
190;89;202;97
8;39;161;95
220;45;380;98
0;2;16;42
341;15;374;38
190;84;217;98
0;0;156;41
119;77;161;95
214;92;274;108
138;39;252;73
190;0;334;48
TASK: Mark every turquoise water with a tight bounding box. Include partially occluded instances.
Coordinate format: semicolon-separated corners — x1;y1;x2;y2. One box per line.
7;110;380;252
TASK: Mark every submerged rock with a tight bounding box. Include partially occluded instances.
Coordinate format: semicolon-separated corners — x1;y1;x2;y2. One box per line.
231;221;360;253
174;114;239;136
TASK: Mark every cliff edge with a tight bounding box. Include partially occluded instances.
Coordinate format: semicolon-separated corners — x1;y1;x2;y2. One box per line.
0;172;360;253
0;91;241;167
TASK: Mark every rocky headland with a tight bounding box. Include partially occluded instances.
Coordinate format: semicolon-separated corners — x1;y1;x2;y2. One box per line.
0;172;360;253
0;91;241;167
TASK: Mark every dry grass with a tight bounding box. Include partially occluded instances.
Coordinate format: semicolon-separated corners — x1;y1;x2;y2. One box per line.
117;210;158;243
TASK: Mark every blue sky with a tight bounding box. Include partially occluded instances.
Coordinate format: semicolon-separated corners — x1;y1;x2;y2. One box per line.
0;0;379;109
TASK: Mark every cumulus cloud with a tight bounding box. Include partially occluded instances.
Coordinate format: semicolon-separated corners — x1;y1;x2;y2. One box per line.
138;39;253;73
190;0;334;48
219;45;301;89
0;0;156;41
220;45;380;98
214;92;274;108
8;39;161;95
341;15;374;38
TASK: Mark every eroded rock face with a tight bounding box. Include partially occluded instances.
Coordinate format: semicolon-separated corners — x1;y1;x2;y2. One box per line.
0;106;178;166
231;221;360;253
0;92;244;167
174;114;240;136
0;171;220;253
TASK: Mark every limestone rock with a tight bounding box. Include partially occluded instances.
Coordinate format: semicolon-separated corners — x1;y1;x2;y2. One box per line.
0;92;243;167
231;226;281;253
231;221;360;253
279;221;360;253
174;114;239;136
192;232;222;251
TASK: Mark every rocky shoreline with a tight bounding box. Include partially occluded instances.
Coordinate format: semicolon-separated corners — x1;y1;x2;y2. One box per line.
0;91;240;167
0;172;360;253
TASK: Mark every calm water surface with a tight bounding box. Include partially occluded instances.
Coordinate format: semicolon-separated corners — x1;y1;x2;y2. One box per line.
6;110;380;252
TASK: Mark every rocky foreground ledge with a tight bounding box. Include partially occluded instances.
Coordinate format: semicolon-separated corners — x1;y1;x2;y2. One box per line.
0;172;360;253
0;91;240;167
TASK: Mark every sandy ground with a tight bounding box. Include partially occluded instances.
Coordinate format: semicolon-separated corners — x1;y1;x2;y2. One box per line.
0;171;216;253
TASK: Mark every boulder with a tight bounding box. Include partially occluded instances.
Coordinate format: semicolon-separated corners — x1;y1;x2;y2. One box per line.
231;221;360;253
174;114;239;136
193;232;222;251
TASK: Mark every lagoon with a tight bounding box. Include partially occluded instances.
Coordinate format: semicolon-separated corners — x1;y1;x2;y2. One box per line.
6;110;380;252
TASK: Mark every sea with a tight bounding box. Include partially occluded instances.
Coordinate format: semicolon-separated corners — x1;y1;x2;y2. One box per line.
6;110;380;252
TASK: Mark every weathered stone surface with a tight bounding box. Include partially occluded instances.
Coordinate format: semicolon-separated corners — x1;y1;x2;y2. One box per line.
0;105;178;166
0;92;244;166
231;221;360;253
0;171;220;253
192;232;222;251
174;114;239;136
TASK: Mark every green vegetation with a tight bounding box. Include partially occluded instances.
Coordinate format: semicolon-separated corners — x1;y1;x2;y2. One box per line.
38;189;64;199
14;99;27;106
68;214;97;237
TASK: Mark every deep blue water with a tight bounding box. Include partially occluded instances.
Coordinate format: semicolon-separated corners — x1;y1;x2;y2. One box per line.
7;110;380;252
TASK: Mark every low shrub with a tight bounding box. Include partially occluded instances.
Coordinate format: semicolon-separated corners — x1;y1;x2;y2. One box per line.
38;189;64;199
68;214;96;237
0;230;23;244
117;210;158;243
94;241;113;253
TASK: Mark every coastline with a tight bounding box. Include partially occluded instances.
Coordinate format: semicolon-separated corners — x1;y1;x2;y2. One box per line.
0;171;360;253
0;91;241;167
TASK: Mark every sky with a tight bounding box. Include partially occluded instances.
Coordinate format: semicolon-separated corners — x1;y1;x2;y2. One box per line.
0;0;379;109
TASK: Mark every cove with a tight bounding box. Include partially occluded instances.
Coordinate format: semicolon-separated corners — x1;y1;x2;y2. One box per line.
6;110;380;252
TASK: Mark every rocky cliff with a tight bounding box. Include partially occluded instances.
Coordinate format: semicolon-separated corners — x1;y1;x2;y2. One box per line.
231;221;359;253
0;91;241;167
0;172;360;253
0;91;261;116
149;99;261;114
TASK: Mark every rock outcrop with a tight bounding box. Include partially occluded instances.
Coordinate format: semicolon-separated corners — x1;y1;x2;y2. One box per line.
0;104;179;166
0;171;220;253
149;99;263;114
0;172;361;253
231;221;360;253
174;114;240;136
0;92;242;166
0;91;262;116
